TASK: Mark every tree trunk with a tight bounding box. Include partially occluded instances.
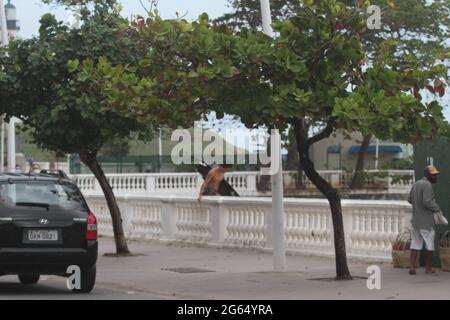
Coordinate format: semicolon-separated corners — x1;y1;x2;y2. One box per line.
295;122;309;190
258;174;271;192
350;134;371;189
296;161;306;189
293;119;352;280
286;127;306;189
79;150;131;255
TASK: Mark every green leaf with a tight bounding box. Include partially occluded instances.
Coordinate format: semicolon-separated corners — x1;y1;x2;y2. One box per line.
67;59;80;73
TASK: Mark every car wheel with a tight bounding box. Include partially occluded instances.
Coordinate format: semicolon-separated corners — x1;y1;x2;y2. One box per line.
72;266;96;293
18;274;40;284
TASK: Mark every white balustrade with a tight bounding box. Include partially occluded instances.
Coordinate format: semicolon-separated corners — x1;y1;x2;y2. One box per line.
88;197;114;237
126;198;163;240
385;170;415;194
85;194;412;262
176;202;212;243
108;174;148;193
71;172;261;196
225;172;259;196
284;200;334;255
155;173;199;192
225;204;267;247
343;200;412;259
72;175;97;193
72;170;414;198
285;170;415;192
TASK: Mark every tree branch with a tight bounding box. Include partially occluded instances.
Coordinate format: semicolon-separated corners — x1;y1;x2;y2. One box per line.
306;118;335;147
138;0;150;15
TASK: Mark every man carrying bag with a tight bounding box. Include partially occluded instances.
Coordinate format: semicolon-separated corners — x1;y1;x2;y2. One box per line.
407;165;444;275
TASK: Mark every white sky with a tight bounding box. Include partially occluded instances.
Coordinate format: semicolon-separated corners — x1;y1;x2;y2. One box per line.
11;0;231;39
7;0;450;127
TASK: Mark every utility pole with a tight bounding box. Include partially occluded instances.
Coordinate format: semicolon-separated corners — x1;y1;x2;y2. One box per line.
7;120;15;173
0;0;16;173
259;0;286;272
375;138;379;170
0;0;7;173
158;129;163;172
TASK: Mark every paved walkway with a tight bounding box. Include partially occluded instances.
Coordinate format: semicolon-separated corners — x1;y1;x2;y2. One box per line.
1;237;450;299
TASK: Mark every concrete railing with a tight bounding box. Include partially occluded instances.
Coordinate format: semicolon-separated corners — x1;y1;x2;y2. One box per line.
72;170;414;197
286;169;414;193
85;195;412;261
72;172;260;197
382;170;415;194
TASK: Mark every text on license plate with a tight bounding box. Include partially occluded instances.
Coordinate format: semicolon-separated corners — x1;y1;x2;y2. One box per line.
28;230;58;241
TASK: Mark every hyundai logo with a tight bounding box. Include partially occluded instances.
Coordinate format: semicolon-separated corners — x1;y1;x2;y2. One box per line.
39;219;49;225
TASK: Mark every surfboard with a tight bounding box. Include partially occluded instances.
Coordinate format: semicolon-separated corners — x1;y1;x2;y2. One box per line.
195;162;240;197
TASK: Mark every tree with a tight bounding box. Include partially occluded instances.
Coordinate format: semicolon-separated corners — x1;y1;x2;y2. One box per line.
101;137;131;158
0;0;152;255
66;1;449;279
349;0;450;189
218;0;450;189
218;0;308;189
233;2;448;279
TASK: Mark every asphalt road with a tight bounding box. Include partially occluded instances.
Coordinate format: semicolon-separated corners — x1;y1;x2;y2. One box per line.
0;275;167;300
1;238;450;300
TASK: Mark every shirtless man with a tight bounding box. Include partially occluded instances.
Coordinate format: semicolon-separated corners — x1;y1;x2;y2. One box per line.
198;164;232;201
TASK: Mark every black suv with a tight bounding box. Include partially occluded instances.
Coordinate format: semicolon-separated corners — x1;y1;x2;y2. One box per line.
0;171;98;293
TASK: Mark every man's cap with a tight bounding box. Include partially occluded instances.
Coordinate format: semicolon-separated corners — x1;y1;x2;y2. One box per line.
425;165;440;175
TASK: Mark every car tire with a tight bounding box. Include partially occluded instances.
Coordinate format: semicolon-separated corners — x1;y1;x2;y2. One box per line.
72;266;96;293
18;274;40;284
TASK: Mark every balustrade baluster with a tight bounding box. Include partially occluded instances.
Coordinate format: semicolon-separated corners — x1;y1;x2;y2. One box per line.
82;194;411;261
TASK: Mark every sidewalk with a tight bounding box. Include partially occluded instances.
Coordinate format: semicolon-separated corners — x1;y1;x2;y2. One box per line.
95;237;450;300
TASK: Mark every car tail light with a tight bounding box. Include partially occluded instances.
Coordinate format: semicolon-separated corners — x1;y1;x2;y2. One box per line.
86;212;98;241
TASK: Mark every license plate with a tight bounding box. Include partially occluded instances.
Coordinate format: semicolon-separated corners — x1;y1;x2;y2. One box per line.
28;230;58;241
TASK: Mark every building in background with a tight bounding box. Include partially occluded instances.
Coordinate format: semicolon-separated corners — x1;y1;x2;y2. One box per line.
310;130;410;171
1;0;19;39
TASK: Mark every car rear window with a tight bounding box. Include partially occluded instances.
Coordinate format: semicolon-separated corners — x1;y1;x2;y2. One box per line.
0;180;88;211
